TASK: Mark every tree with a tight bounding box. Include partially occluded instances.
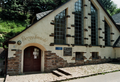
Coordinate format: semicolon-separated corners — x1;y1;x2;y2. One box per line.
98;0;117;15
1;0;69;24
114;8;120;14
24;0;69;24
98;0;120;15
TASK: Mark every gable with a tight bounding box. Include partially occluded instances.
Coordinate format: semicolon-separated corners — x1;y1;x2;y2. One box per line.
4;0;120;49
6;0;120;74
94;0;120;31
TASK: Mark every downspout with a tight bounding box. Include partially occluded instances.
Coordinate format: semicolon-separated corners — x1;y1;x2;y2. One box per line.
2;42;8;81
114;49;116;59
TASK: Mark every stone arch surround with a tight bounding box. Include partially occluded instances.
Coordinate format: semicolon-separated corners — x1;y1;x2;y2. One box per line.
21;43;46;73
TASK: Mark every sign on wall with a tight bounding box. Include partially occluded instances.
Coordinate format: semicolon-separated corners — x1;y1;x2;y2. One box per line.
55;47;62;50
64;47;72;56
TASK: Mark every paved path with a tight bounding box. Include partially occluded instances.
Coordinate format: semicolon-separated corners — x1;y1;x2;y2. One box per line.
63;71;120;82
5;63;120;82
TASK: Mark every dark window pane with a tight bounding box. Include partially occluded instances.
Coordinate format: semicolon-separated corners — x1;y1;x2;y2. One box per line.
91;4;98;46
105;21;111;46
54;10;66;44
76;52;84;60
75;0;84;45
92;52;99;59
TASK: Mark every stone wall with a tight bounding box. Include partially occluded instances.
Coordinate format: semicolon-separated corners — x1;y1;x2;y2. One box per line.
44;51;68;72
7;50;112;75
7;50;22;75
44;51;112;72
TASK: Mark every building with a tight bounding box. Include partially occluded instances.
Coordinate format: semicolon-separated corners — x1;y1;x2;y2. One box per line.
112;13;120;27
3;0;120;75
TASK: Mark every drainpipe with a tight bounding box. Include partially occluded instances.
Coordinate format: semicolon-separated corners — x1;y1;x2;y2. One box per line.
115;49;116;59
2;42;8;81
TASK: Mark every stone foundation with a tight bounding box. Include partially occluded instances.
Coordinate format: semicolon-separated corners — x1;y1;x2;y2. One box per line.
44;51;68;72
44;51;112;72
7;50;112;75
7;50;22;75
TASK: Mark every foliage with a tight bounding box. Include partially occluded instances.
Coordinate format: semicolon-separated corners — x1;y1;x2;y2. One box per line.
0;36;4;47
0;19;26;47
98;0;120;15
0;10;27;21
114;8;120;14
0;0;69;47
1;0;69;23
0;7;2;12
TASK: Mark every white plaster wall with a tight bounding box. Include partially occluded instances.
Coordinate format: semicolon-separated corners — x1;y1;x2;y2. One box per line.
7;0;120;72
92;0;120;45
114;48;120;58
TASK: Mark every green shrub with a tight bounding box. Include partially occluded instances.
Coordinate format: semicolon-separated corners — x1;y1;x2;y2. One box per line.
0;19;26;47
0;10;30;47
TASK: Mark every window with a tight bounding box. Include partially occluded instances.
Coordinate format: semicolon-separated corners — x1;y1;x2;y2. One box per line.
105;21;111;46
92;52;99;59
76;52;84;60
75;0;84;45
54;10;66;44
91;4;98;45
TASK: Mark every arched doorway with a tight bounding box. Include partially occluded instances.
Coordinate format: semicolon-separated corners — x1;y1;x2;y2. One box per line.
23;46;41;72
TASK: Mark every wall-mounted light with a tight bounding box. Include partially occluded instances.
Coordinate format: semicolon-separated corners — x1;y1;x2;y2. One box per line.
17;40;22;45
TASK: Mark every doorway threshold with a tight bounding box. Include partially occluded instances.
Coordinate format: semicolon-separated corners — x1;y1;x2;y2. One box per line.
23;71;42;75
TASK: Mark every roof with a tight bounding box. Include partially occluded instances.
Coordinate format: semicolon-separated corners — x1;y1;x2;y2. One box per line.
112;13;120;24
113;36;120;47
3;0;120;49
36;10;53;20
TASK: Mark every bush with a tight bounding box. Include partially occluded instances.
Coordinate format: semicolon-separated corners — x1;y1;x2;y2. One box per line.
0;10;30;47
0;36;5;47
0;10;28;21
0;20;26;47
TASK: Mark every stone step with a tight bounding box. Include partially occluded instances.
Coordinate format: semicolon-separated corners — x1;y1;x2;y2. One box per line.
52;70;66;77
57;68;71;76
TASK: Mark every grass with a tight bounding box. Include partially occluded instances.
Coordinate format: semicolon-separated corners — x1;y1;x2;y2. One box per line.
0;20;26;33
0;19;27;47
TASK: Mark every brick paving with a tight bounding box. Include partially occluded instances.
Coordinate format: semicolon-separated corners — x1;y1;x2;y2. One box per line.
5;63;120;82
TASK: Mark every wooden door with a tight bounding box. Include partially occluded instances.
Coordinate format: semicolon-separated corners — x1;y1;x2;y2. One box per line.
23;46;41;72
